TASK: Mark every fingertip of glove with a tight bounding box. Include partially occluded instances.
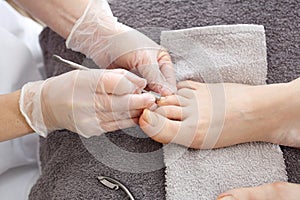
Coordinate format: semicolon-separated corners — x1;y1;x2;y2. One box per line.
162;85;177;95
139;78;148;89
147;82;177;96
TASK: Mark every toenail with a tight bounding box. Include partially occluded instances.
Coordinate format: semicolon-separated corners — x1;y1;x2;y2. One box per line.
217;194;236;200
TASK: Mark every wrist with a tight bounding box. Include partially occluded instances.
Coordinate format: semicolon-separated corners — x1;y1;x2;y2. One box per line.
57;0;89;38
66;0;133;67
0;91;33;141
20;80;49;137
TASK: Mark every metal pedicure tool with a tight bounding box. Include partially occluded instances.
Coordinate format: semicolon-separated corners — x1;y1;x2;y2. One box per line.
53;55;161;101
98;176;135;200
53;55;90;70
142;89;161;101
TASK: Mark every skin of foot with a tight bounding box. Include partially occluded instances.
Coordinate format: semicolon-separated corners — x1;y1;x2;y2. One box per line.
139;78;300;149
139;78;300;199
217;182;300;200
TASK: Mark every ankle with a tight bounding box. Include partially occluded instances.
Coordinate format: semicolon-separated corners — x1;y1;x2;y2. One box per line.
245;83;291;143
267;80;300;145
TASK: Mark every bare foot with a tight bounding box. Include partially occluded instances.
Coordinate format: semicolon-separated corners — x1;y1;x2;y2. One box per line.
139;80;300;149
139;81;267;149
217;182;300;200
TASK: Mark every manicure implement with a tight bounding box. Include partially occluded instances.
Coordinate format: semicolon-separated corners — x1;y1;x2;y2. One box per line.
53;55;162;101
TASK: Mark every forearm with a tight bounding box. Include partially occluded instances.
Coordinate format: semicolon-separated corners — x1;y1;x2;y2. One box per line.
0;91;33;142
13;0;89;38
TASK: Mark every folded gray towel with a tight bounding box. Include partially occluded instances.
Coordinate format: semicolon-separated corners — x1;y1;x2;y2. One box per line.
108;0;300;184
161;25;268;84
30;0;300;199
160;24;287;200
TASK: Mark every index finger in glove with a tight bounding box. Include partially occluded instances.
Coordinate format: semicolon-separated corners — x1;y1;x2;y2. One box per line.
95;69;147;95
157;50;177;94
137;50;177;96
95;93;156;112
110;69;147;89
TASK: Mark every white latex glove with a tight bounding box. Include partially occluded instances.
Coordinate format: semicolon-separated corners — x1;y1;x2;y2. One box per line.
66;0;177;95
20;69;155;138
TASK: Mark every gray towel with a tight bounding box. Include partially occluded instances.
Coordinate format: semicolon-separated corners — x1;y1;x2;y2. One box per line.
30;0;300;199
161;25;268;84
160;24;287;200
107;0;300;184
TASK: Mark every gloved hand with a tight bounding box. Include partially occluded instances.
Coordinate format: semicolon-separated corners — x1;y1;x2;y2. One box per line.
66;0;176;95
20;69;155;138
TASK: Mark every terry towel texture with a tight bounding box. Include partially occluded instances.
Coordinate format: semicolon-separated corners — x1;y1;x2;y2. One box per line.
160;25;287;200
161;25;268;84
